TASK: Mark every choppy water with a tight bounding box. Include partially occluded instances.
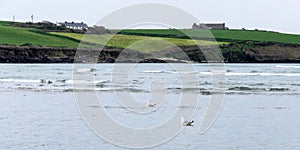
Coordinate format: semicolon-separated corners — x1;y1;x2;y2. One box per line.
0;64;299;95
0;63;299;149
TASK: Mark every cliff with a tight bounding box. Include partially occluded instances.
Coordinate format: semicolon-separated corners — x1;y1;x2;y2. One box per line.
0;41;299;63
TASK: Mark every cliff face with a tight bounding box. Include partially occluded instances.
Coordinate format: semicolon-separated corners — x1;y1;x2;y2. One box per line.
246;44;300;63
0;45;76;63
221;42;300;63
0;45;154;63
0;42;299;63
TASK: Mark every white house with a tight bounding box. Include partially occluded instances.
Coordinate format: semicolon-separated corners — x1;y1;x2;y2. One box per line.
57;21;88;30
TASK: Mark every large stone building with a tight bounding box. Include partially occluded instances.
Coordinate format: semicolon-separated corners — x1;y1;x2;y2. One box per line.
192;23;226;30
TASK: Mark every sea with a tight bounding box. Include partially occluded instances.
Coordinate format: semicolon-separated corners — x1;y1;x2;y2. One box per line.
0;63;299;149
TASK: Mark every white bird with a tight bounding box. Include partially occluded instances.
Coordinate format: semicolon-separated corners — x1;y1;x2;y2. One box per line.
146;101;156;107
181;117;194;126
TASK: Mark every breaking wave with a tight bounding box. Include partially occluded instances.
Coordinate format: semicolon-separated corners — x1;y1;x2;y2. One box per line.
276;65;300;69
228;86;289;92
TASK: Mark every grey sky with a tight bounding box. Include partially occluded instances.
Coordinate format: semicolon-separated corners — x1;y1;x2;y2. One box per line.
0;0;299;34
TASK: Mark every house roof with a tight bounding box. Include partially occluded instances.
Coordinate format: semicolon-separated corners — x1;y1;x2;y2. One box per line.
58;22;88;28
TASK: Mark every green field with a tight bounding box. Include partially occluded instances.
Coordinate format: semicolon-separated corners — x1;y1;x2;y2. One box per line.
1;20;300;52
0;21;222;51
0;21;80;48
50;32;222;52
120;29;300;44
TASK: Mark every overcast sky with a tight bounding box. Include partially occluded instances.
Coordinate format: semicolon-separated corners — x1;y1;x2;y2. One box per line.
1;0;299;34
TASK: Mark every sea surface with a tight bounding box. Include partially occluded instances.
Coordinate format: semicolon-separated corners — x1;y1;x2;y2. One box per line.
0;63;299;149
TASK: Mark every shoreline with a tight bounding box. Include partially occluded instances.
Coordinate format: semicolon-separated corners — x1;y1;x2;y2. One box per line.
0;42;299;63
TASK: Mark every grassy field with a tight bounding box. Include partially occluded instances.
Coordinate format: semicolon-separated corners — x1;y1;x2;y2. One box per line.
120;29;300;44
0;20;222;51
50;32;222;52
1;20;300;52
0;21;80;48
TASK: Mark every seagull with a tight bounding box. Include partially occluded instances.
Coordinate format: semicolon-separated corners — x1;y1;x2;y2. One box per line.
40;79;46;83
181;117;194;126
146;101;156;107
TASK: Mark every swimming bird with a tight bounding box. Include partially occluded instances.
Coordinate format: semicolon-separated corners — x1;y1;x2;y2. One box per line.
181;117;194;126
146;101;156;107
40;79;46;83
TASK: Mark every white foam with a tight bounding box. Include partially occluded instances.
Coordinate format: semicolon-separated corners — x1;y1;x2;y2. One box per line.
227;72;300;76
76;68;96;73
198;72;300;76
169;71;197;74
65;79;110;85
276;65;300;69
0;79;41;83
142;70;165;73
142;70;197;74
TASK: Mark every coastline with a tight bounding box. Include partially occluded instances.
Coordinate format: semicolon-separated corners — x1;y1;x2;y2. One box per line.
0;41;299;63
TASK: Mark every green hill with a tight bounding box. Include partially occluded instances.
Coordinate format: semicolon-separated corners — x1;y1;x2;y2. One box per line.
120;29;300;44
0;21;80;48
0;21;222;51
1;20;300;50
0;21;299;63
50;32;223;52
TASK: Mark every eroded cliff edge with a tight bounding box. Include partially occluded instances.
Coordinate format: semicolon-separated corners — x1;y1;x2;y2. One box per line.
0;41;299;63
